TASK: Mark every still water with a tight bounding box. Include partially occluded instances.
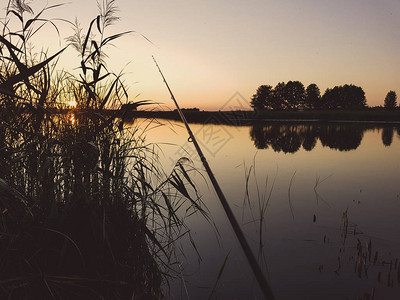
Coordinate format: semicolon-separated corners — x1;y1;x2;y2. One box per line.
140;119;400;299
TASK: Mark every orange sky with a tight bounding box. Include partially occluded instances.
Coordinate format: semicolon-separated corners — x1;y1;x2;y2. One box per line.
23;0;400;110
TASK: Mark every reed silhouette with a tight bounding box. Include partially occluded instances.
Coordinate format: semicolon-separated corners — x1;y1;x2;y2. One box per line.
0;1;206;299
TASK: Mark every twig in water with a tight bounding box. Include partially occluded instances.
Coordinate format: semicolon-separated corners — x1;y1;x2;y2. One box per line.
288;171;296;220
314;174;333;207
208;251;231;300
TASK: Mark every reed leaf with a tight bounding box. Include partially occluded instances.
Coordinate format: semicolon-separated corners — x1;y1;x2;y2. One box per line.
0;46;67;89
6;9;23;23
82;18;97;57
7;32;25;42
100;31;133;47
96;15;101;33
0;35;23;53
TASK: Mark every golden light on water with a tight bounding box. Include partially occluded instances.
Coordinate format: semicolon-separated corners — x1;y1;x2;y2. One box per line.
70;113;76;125
67;112;76;125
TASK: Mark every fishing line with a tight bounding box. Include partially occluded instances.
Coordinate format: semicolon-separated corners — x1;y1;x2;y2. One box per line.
153;56;275;300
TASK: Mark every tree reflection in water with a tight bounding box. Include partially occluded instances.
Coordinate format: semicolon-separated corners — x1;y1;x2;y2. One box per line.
250;123;396;153
382;126;394;147
319;125;363;151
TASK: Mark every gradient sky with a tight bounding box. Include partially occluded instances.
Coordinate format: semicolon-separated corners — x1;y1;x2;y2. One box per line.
25;0;400;110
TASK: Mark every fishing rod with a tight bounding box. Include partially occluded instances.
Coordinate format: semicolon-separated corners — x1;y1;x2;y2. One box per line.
152;56;275;300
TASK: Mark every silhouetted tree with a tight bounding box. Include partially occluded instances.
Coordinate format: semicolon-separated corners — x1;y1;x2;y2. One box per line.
250;85;274;111
272;82;286;110
252;82;366;111
321;84;366;109
384;91;397;110
381;127;393;146
341;84;366;108
305;83;321;109
284;81;305;109
321;87;341;109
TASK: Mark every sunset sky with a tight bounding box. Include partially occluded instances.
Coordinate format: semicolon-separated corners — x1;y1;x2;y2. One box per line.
25;0;400;110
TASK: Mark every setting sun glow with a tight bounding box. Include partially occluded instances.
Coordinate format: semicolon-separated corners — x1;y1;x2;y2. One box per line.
66;99;77;108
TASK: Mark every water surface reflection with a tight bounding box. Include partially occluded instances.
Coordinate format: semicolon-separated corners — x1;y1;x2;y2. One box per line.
250;123;399;152
142;120;400;299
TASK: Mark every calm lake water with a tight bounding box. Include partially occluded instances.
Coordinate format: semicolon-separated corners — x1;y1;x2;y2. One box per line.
137;119;400;299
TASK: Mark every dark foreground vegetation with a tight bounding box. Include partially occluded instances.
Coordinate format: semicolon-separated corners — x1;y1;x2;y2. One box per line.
0;1;204;299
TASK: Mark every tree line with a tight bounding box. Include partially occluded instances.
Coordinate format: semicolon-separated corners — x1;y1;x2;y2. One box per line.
251;81;399;111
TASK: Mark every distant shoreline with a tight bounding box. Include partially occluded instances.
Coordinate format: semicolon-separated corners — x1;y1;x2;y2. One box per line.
53;108;400;125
